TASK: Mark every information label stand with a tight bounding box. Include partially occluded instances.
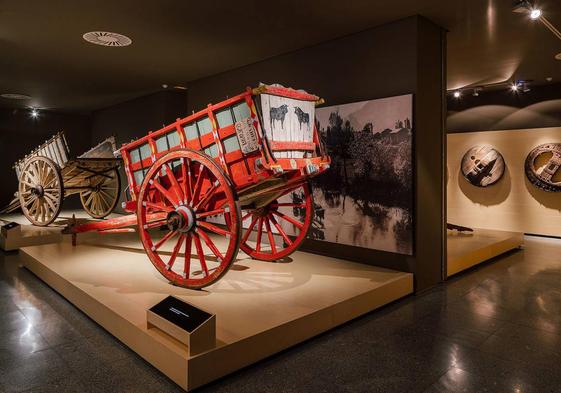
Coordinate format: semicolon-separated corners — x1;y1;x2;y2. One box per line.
147;296;216;356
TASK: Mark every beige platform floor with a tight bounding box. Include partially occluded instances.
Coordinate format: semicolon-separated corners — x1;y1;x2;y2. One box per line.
447;228;524;277
20;232;413;391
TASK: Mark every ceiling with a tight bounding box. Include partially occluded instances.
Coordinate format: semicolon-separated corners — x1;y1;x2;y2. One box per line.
0;0;560;113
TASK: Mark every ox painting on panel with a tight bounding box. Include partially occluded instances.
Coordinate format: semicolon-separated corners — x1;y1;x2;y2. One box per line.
311;94;414;255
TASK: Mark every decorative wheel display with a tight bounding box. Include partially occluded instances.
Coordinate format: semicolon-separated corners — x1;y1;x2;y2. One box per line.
137;149;241;289
18;156;64;226
240;182;313;261
525;143;561;192
80;168;121;219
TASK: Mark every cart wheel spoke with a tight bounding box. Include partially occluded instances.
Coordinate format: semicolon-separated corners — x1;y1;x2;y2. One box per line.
272;210;304;229
240;182;313;261
191;166;207;205
197;221;229;237
193;233;209;277
197;228;224;262
166;235;185;271
144;201;174;213
183;234;193;279
255;217;264;252
153;230;177;252
137;149;241;289
164;163;184;204
150;179;179;207
270;214;293;246
264;218;276;254
194;183;220;211
241;215;258;245
196;208;225;219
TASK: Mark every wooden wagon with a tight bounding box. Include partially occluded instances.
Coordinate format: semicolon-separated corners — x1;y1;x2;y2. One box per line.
2;132;121;226
66;83;331;289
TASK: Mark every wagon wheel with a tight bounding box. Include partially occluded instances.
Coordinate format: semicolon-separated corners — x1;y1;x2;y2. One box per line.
80;168;121;219
240;182;313;261
18;156;63;226
137;149;241;289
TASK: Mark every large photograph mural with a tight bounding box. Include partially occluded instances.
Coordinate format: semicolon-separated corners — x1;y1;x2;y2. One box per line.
312;94;414;255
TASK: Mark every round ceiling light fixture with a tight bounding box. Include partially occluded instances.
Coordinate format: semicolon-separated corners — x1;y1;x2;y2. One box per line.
1;93;31;100
82;31;132;47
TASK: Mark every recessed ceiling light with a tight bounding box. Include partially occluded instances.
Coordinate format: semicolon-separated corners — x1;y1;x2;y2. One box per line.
1;93;31;100
555;53;561;60
453;91;461;98
83;31;132;47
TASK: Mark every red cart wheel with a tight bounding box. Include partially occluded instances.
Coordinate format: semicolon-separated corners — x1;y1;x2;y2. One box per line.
137;149;241;289
240;182;313;261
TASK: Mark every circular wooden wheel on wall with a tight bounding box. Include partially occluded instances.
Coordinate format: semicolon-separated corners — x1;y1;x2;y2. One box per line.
80;168;121;219
18;156;63;226
240;182;313;261
137;149;241;290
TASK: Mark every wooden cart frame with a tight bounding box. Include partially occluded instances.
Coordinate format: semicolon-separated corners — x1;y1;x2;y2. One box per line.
67;84;330;289
4;133;121;226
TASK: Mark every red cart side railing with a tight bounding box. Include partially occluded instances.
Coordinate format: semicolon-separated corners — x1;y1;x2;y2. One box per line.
66;83;330;289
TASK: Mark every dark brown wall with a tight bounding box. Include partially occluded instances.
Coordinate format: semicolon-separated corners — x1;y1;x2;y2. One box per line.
448;82;561;132
0;108;91;208
91;90;187;146
186;16;446;291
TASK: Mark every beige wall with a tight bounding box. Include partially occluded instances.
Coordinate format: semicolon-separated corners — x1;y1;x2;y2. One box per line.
447;127;561;237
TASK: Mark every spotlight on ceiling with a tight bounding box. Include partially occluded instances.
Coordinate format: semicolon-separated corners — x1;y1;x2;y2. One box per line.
511;82;520;92
512;1;542;19
522;83;531;93
530;8;542;19
30;109;39;118
472;88;481;97
453;90;461;98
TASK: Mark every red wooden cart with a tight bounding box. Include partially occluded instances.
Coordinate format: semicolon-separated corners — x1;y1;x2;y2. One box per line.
65;84;330;289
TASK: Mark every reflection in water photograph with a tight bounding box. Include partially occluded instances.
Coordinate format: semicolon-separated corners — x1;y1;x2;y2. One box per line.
312;94;414;255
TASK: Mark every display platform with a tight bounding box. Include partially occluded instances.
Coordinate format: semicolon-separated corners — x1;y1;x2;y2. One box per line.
0;213;63;251
20;232;413;391
447;228;524;277
0;210;122;251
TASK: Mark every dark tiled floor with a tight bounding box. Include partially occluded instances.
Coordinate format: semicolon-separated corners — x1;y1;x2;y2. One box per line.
1;236;561;392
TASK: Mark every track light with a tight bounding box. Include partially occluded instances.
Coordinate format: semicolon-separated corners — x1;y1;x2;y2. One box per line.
510;82;520;92
472;88;481;97
30;109;39;118
530;8;542;19
453;91;461;98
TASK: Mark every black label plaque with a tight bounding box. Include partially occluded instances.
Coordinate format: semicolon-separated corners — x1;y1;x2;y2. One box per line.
2;222;19;231
149;296;212;333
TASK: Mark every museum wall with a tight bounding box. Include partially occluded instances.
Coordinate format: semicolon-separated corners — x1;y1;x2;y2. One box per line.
0;108;92;208
448;82;561;132
91;90;187;146
186;16;446;291
448;127;561;237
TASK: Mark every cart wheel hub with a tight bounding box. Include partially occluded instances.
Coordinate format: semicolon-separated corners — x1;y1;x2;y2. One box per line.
31;185;44;197
167;206;196;233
